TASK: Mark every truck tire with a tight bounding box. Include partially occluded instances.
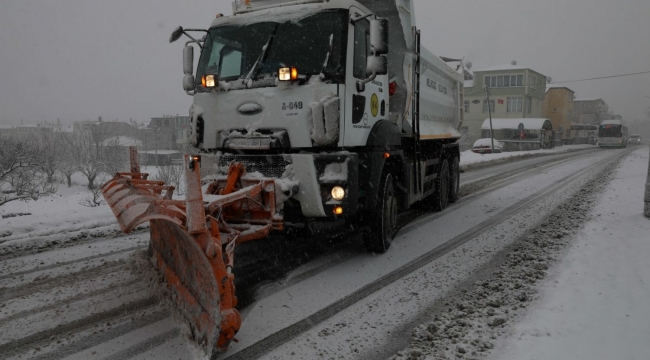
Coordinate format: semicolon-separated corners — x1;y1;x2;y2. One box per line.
431;159;449;211
448;156;460;203
364;173;397;253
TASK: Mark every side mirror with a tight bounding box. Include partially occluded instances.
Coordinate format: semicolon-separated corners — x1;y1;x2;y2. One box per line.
183;75;195;91
369;19;389;55
183;45;194;75
170;26;184;43
367;55;388;76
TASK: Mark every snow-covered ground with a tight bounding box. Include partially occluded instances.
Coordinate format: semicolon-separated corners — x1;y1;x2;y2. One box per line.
0;167;164;248
1;145;641;360
489;147;650;360
460;144;594;167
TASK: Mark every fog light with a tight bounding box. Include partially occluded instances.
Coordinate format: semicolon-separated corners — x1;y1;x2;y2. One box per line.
333;206;343;215
331;186;345;201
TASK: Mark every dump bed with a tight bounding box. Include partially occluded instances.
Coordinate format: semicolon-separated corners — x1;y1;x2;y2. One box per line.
357;0;463;140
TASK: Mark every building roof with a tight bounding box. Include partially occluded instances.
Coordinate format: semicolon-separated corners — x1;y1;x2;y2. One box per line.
139;150;181;155
573;98;603;102
100;136;142;147
545;86;575;93
481;118;552;130
601;120;623;125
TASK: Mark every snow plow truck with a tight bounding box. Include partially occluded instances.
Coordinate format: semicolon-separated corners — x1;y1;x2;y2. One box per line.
101;0;464;353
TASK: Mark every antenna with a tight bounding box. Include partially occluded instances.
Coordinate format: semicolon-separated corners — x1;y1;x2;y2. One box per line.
466;62;472;70
511;60;517;66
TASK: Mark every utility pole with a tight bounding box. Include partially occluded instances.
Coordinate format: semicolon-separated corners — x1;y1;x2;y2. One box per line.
485;85;495;153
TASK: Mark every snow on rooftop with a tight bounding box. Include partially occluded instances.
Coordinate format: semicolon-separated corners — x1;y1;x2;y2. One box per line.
139;150;181;155
601;119;623;125
481;118;551;130
100;136;142;147
573;98;602;102
472;64;529;72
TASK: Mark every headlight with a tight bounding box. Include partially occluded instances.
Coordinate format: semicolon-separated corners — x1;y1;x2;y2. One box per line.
331;186;346;201
202;74;217;88
278;67;298;81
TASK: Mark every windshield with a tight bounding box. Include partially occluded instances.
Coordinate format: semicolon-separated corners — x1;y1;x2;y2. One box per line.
196;10;348;88
599;124;622;137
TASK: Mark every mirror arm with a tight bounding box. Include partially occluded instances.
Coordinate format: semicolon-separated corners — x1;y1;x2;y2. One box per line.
356;72;377;92
350;13;373;24
181;29;209;49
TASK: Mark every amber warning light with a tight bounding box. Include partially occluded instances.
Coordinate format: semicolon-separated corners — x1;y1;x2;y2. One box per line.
202;74;217;88
278;67;298;81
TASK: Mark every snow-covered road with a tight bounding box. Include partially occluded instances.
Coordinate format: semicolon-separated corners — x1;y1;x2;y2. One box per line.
0;146;640;360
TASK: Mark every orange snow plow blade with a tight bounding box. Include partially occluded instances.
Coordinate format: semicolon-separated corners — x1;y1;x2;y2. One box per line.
100;147;282;352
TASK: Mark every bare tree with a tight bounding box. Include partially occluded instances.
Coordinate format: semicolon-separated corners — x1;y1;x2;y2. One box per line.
35;131;60;184
69;128;104;190
152;164;185;195
58;136;78;187
101;137;129;177
79;175;108;207
0;138;57;206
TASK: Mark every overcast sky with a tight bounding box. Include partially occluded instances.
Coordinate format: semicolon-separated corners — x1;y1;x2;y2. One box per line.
1;0;648;127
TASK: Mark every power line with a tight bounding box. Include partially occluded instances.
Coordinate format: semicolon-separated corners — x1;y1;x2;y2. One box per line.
551;70;650;84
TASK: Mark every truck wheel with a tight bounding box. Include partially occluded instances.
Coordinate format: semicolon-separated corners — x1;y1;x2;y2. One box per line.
448;156;460;203
364;173;397;253
431;159;449;211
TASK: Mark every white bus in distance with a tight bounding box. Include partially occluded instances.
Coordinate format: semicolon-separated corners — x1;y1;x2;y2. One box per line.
598;120;628;148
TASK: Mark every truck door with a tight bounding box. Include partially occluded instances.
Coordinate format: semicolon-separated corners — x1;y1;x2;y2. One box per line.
344;9;388;147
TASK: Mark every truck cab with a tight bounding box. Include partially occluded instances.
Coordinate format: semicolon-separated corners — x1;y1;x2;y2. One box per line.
172;0;464;252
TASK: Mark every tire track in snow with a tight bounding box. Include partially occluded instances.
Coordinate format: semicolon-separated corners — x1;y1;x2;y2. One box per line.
0;278;143;328
100;329;181;360
0;260;134;303
0;245;145;282
220;150;629;360
29;310;171;360
0;296;159;359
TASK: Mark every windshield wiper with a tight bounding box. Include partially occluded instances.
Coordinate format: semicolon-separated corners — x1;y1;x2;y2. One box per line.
319;33;334;78
244;24;279;87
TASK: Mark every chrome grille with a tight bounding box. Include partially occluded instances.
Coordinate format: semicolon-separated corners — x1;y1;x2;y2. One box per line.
219;155;291;178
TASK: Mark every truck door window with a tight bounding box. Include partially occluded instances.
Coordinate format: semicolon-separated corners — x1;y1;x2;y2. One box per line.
353;18;370;79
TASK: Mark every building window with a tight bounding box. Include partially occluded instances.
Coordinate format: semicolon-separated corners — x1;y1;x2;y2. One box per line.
464;100;470;113
484;74;523;88
528;75;536;88
507;97;523;112
483;100;495;113
526;97;532;114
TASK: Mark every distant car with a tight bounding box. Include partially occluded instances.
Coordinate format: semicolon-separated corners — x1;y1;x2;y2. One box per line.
628;134;642;145
472;138;503;154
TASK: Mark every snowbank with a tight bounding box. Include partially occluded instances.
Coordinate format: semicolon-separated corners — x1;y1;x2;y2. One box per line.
460;144;594;167
490;148;650;360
